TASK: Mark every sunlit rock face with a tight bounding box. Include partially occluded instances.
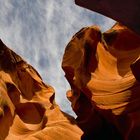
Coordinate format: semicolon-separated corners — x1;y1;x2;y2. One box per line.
62;23;140;140
0;40;83;140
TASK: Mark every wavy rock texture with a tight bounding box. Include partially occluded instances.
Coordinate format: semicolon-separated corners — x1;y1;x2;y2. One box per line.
0;40;83;140
62;23;140;140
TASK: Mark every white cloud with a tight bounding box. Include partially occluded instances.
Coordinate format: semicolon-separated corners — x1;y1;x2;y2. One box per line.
0;0;115;116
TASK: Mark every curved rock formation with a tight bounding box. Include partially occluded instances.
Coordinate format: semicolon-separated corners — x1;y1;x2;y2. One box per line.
0;40;83;140
62;23;140;140
75;0;140;35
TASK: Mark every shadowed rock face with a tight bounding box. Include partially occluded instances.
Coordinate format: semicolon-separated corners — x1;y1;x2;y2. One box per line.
62;23;140;140
75;0;140;35
0;40;83;140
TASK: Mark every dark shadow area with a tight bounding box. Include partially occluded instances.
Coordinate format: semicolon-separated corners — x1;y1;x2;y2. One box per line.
15;102;46;124
0;106;14;140
76;89;123;140
75;0;140;35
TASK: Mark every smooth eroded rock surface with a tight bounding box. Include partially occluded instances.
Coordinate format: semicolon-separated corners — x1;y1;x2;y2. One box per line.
62;23;140;140
0;40;83;140
75;0;140;35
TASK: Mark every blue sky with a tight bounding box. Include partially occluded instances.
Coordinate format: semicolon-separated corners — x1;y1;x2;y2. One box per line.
0;0;115;116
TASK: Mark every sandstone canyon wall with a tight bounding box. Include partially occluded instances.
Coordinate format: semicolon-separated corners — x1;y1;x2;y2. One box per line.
0;40;83;140
62;23;140;140
1;19;140;140
75;0;140;35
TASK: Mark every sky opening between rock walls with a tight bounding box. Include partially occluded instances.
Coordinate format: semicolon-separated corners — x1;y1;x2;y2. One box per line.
0;0;115;116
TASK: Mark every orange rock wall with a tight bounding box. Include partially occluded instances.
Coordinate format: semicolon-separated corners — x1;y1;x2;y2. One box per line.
62;23;140;140
0;40;83;140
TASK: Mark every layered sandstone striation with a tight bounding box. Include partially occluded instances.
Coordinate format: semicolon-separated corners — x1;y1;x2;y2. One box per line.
0;40;83;140
62;23;140;140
